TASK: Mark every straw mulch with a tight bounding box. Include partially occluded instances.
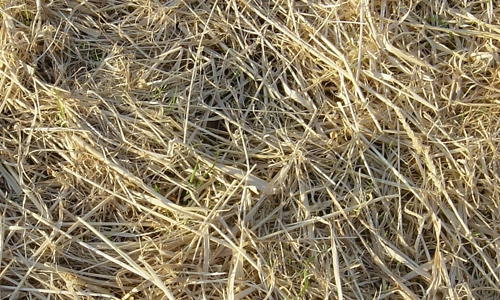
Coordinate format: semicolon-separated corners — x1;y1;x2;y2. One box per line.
1;0;499;299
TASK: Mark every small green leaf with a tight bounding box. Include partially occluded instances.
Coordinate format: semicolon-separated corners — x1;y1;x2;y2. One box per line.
189;161;199;184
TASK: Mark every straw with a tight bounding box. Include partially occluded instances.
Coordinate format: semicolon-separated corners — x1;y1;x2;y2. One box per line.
1;0;500;298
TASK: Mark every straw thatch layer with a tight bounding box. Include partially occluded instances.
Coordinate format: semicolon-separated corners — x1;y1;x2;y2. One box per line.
1;0;500;299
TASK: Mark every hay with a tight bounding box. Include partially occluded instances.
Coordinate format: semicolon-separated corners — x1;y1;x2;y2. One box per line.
1;0;500;299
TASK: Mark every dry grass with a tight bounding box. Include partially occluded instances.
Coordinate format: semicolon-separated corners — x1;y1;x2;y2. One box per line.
1;0;500;299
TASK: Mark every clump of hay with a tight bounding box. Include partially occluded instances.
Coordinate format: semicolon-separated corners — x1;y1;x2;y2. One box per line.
1;0;500;299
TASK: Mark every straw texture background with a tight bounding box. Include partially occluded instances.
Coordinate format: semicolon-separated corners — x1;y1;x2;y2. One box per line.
1;0;500;299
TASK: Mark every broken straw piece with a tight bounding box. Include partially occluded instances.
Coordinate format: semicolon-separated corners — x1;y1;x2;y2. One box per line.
214;163;276;195
195;155;275;195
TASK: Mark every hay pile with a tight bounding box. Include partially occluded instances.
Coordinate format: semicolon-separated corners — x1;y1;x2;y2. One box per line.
1;0;500;299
